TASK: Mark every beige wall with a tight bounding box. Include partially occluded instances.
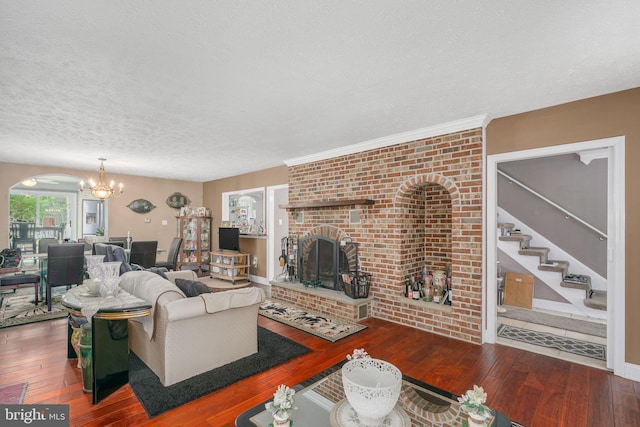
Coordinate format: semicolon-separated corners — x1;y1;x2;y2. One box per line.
203;165;288;278
0;162;203;263
487;87;640;365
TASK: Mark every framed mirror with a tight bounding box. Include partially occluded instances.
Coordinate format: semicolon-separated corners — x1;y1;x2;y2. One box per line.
221;187;266;235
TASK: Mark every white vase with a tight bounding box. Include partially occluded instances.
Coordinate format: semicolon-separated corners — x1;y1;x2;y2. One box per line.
272;412;290;427
467;411;488;427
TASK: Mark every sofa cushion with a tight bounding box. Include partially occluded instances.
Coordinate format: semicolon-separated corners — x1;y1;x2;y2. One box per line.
174;278;212;297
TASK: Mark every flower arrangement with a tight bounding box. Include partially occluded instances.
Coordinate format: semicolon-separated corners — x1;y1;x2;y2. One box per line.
346;348;370;360
265;384;296;419
458;385;488;416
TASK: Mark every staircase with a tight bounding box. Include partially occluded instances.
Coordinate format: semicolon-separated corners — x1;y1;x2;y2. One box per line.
498;222;607;313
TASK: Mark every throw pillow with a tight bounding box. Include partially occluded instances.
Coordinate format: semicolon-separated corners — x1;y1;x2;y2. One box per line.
174;278;212;297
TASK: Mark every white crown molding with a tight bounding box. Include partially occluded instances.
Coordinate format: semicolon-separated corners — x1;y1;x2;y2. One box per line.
284;114;491;167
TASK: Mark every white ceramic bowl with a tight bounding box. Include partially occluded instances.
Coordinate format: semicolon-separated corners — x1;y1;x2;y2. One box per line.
341;358;402;426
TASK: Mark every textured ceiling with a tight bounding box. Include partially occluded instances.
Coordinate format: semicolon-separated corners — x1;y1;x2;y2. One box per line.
1;1;639;182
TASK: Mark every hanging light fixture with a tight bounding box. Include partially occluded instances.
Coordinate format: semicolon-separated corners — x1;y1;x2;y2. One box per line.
80;158;123;201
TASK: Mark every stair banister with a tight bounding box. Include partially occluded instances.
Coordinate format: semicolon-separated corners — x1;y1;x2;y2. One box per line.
497;170;607;240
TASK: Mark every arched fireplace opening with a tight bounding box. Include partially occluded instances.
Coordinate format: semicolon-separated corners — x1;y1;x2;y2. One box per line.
298;234;357;290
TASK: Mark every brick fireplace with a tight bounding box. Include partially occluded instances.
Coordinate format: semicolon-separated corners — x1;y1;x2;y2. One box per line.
282;128;484;344
297;225;359;290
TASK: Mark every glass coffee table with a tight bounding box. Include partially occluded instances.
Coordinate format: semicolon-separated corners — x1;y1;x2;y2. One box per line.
236;361;511;426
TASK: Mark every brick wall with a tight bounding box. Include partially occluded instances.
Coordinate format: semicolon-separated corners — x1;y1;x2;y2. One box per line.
287;129;484;343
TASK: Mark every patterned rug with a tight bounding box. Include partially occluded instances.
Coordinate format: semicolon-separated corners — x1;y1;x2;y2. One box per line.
497;324;606;361
259;299;366;342
0;289;66;329
0;382;28;404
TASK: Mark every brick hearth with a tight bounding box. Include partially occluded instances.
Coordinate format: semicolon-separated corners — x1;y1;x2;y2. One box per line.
270;280;373;322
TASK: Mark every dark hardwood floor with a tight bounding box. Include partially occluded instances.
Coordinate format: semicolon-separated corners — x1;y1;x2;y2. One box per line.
1;314;639;427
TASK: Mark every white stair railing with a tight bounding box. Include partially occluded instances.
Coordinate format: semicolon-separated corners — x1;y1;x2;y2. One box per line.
498;170;607;240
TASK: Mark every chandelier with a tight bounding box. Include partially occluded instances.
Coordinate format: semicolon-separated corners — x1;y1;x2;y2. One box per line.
80;158;123;201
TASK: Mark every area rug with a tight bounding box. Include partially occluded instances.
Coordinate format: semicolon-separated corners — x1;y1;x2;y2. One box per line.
259;298;367;342
498;305;606;338
129;326;311;417
497;324;606;361
0;290;66;329
0;382;28;404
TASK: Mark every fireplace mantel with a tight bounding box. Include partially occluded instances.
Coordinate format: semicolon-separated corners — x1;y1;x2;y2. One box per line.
279;199;374;210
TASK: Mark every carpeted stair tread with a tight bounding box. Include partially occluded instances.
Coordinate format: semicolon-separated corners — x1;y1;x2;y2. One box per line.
518;247;549;262
497;223;606;312
561;273;592;290
498;222;515;231
538;260;569;274
499;233;531;241
584;290;607;311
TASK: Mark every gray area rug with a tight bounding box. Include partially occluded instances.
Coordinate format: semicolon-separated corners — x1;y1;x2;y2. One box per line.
0;289;66;328
259;298;367;342
498;305;606;338
129;326;311;417
497;324;606;361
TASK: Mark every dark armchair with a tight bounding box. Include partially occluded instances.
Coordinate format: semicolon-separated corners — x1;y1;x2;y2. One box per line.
154;237;183;271
46;243;85;311
129;241;158;269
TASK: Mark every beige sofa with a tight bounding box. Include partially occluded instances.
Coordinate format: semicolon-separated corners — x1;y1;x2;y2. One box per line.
118;270;264;386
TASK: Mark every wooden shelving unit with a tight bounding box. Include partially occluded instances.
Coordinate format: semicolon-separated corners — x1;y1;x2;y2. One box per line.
210;251;250;284
279;199;374;210
176;215;211;274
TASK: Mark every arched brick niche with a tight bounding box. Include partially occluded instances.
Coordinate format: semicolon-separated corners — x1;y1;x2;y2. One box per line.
286;128;484;343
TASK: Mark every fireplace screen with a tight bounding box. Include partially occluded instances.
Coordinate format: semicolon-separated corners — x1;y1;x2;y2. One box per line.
298;236;352;290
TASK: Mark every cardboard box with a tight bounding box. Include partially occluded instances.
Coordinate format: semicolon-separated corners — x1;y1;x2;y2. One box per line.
503;272;534;309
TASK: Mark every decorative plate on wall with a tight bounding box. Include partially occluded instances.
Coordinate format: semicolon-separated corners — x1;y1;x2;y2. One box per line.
127;199;156;214
166;192;190;209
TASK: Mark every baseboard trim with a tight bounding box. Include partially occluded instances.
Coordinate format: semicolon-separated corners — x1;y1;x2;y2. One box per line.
623;362;640;381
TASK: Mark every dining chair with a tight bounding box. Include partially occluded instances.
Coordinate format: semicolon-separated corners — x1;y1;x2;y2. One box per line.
38;238;58;254
0;247;40;304
105;244;132;275
46;243;85;311
77;239;92;252
93;243;108;256
108;237;127;249
10;222;36;254
129;241;158;269
154;237;183;271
